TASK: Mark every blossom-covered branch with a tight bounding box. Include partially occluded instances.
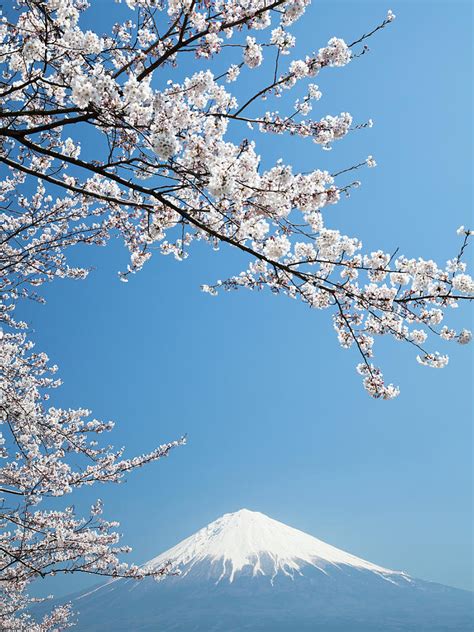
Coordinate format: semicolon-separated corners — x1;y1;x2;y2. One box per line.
0;328;184;629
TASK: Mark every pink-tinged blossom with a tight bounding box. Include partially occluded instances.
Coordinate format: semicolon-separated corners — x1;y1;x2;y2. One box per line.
317;37;351;67
458;329;472;345
452;273;474;294
387;9;396;22
271;27;296;54
243;37;263;68
416;352;449;369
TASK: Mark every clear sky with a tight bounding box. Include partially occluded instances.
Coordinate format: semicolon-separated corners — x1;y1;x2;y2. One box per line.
18;0;472;598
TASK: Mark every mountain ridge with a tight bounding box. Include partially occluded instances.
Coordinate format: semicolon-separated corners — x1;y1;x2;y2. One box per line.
143;508;409;584
45;509;473;632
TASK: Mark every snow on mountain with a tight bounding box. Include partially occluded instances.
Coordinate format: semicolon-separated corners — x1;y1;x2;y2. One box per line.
54;508;473;632
144;508;407;583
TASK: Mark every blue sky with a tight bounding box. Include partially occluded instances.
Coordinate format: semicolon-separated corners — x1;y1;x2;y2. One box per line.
18;0;472;597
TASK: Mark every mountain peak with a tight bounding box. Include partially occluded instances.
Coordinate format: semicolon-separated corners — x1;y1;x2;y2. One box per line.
145;509;406;584
221;508;263;519
68;510;472;632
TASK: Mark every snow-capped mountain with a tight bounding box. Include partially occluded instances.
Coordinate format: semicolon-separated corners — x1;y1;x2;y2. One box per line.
61;509;472;632
144;508;408;584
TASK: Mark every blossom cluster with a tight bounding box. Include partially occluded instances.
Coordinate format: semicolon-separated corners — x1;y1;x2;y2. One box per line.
0;329;184;628
1;1;470;396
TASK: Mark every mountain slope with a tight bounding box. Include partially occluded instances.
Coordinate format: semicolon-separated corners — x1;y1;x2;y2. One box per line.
61;509;473;631
143;508;406;583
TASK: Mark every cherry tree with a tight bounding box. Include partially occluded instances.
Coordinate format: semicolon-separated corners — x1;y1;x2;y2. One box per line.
0;0;472;628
